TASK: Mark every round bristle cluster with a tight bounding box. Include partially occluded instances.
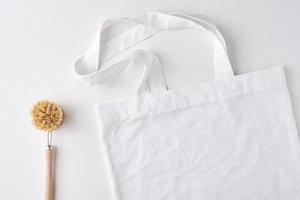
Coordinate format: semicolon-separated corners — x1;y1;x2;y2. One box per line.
31;100;63;132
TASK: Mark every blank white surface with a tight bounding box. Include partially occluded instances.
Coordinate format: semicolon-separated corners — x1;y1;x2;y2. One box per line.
0;0;300;200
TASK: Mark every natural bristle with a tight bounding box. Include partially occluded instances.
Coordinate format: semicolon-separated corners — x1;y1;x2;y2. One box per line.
31;100;63;132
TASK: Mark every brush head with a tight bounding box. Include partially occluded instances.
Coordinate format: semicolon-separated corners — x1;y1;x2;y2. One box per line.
31;100;64;132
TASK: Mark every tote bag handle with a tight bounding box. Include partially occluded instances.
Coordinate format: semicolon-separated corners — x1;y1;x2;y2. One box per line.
74;12;234;94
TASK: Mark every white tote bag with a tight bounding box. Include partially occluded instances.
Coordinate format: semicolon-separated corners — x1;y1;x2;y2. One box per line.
75;12;300;200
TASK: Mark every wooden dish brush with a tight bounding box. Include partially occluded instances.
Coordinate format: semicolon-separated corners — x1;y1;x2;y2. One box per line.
31;100;63;200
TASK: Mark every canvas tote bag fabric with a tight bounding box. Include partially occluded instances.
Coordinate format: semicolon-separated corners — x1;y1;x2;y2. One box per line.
75;12;300;200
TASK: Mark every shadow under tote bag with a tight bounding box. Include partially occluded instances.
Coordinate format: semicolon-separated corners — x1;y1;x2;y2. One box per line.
75;12;300;200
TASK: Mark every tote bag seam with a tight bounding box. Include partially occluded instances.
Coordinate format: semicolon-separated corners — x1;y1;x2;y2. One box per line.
100;84;285;123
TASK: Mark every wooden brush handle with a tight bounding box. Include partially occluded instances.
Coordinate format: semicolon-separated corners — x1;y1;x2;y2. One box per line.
45;146;54;200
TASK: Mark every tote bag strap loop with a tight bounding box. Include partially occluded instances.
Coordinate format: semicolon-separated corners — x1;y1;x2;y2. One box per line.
74;17;164;94
74;12;234;94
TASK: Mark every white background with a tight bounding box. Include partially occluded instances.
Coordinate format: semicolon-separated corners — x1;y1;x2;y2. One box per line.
1;0;300;199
